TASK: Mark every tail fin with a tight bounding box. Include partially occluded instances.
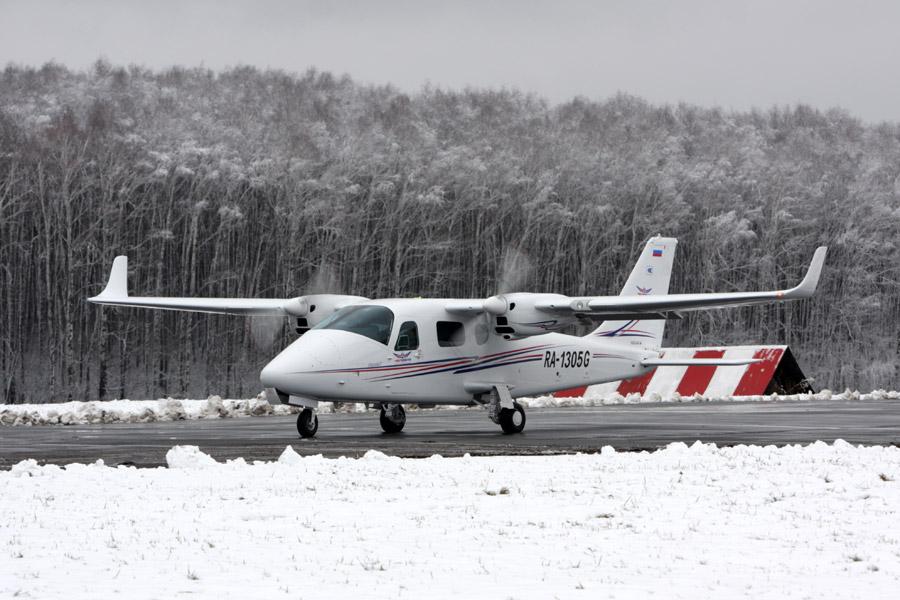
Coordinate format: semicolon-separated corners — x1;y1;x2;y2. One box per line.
588;236;677;349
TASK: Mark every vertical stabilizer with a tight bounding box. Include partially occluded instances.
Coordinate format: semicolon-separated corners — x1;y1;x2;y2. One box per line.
589;236;677;349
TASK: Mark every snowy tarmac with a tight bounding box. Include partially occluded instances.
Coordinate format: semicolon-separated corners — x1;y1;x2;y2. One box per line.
2;398;899;468
2;442;898;599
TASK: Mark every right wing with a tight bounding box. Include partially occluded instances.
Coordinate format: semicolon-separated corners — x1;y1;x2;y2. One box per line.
88;256;366;317
536;246;827;318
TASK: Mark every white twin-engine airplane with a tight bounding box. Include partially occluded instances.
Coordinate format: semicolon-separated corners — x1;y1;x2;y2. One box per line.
89;237;827;438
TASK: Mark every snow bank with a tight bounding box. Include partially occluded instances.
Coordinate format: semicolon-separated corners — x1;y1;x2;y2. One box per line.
0;394;379;426
0;394;294;426
2;389;898;427
165;445;218;469
2;442;898;599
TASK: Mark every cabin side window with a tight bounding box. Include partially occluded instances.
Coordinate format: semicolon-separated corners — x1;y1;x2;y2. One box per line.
436;321;465;347
394;321;419;351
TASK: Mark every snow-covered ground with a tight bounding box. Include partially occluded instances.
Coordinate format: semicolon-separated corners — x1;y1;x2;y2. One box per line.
2;389;899;427
2;442;898;599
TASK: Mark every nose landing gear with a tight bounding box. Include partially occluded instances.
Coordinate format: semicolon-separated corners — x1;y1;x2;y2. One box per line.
296;408;319;438
379;404;406;434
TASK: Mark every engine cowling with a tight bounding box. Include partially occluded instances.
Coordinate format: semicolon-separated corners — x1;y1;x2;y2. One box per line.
281;294;369;334
484;292;577;338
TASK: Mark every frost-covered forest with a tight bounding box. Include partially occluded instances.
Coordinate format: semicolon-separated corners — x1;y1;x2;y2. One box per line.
1;61;899;403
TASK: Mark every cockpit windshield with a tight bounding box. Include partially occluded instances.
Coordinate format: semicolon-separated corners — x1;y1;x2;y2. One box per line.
313;305;394;346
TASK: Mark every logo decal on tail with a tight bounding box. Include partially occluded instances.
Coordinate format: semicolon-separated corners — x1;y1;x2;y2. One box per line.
589;235;677;349
595;319;656;339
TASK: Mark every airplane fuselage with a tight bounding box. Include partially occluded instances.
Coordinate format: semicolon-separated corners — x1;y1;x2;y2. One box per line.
260;298;653;405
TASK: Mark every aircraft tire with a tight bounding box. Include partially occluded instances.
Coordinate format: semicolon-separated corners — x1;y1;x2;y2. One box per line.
379;405;406;434
296;408;318;438
498;402;526;434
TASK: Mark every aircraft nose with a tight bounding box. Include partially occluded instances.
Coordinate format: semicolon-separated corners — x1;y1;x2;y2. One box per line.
259;358;291;391
259;333;341;396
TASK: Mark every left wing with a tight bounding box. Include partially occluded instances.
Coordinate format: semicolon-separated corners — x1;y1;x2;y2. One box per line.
88;256;367;318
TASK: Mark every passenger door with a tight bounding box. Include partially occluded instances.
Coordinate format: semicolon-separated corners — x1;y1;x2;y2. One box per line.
393;320;421;360
387;320;421;398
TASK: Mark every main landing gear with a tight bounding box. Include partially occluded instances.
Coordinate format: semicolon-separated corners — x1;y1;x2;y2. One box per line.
379;404;406;434
485;385;526;434
498;402;526;434
296;408;318;438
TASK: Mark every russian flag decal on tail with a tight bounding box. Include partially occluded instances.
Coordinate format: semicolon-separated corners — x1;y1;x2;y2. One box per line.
652;248;663;257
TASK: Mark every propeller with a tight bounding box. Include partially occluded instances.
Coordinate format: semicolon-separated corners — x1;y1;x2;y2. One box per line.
249;315;283;350
497;247;532;295
484;247;533;315
252;261;342;347
307;261;342;295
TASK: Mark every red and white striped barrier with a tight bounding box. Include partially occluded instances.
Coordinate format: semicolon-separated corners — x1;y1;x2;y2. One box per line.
555;346;793;399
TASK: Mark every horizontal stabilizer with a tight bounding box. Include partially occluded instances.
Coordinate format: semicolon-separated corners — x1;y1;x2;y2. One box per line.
641;357;762;367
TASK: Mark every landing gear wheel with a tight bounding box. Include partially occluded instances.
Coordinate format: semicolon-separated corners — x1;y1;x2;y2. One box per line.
296;408;318;438
499;402;526;434
380;405;406;434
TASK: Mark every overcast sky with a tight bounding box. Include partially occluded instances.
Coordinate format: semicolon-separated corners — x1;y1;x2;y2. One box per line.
3;0;900;122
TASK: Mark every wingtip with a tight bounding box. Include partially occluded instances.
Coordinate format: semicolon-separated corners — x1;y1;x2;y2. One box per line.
786;246;827;298
811;246;828;273
93;255;129;301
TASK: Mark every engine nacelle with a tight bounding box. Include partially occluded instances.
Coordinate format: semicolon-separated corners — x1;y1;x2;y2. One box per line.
487;293;577;338
282;294;369;334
